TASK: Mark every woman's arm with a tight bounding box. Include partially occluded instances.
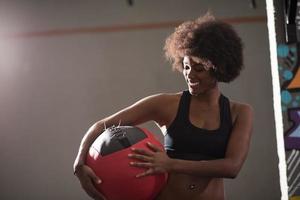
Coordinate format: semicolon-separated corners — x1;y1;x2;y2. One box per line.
73;93;168;199
130;103;253;179
73;93;166;173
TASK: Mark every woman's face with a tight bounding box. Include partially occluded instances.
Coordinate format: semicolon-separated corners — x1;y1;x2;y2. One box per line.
182;56;217;96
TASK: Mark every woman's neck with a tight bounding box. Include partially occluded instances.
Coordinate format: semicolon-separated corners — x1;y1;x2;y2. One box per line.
191;84;221;107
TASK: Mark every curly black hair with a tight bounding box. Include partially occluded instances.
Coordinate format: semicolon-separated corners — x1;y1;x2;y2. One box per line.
164;13;243;82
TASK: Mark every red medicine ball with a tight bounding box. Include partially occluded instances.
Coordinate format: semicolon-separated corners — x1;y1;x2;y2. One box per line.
86;125;168;200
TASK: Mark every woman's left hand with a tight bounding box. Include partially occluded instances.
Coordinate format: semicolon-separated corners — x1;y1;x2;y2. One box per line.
128;142;172;178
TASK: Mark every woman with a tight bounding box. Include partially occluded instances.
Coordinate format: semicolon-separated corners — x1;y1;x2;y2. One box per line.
73;13;253;200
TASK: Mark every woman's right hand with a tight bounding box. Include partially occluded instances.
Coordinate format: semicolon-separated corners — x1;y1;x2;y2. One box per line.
75;165;107;200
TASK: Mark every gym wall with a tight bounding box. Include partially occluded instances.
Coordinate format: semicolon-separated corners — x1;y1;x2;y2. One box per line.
0;1;280;199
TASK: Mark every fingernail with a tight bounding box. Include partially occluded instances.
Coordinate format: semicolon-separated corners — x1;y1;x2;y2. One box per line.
131;148;135;150
130;162;134;165
128;154;132;157
97;180;102;184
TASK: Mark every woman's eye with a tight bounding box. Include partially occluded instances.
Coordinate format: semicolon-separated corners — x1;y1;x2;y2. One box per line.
194;64;205;72
183;64;204;72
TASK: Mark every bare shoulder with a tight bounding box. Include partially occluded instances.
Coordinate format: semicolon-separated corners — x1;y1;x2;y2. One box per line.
230;101;253;123
142;92;182;127
133;91;182;116
152;91;182;99
103;92;182;127
144;92;182;105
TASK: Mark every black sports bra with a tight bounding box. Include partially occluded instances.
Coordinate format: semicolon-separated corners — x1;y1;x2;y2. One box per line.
164;90;233;161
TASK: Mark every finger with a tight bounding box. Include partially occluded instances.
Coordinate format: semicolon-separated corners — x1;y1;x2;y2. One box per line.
81;180;104;200
128;154;153;162
131;148;154;156
79;165;102;184
130;161;153;168
88;169;102;185
82;169;105;199
94;191;107;200
136;168;154;178
147;142;162;152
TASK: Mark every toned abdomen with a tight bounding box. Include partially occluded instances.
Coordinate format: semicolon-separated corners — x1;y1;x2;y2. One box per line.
155;173;225;200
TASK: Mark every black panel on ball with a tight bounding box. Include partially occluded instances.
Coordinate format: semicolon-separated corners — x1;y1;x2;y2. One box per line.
91;126;147;156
